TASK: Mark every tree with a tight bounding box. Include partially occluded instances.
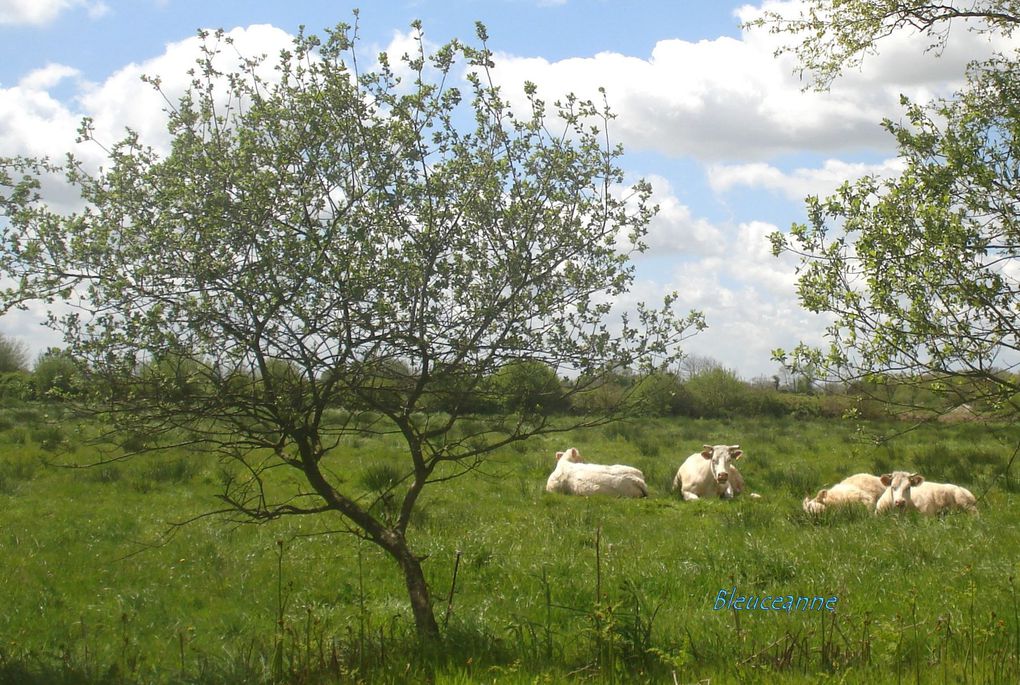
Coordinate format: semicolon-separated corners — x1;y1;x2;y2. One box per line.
33;347;80;397
678;353;722;381
0;21;702;639
0;332;28;373
748;1;1020;90
755;2;1020;417
488;359;568;414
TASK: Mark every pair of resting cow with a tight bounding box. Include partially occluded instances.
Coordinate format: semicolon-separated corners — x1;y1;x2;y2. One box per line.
545;444;747;500
803;471;978;515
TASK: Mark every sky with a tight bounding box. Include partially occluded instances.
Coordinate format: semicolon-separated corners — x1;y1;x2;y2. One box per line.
0;0;1008;380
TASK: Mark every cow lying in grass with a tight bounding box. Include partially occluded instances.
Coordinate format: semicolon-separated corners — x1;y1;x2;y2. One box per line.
673;444;748;501
802;473;886;514
545;447;648;498
874;471;978;515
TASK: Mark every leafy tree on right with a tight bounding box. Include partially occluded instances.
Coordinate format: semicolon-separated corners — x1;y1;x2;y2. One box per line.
753;1;1020;417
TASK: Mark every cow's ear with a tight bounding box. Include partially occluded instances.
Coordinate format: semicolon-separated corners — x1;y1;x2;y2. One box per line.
909;473;924;486
731;450;743;460
880;474;893;486
555;451;564;460
701;446;713;459
817;489;828;502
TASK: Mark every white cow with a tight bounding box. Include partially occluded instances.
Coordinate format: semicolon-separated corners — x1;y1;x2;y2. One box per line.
803;473;885;514
874;471;978;515
545;448;648;498
672;444;746;501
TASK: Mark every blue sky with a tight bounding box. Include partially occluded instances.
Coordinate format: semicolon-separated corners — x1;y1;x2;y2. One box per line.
0;0;1003;378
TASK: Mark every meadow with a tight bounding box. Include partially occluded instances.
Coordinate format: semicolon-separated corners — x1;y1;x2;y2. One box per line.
1;403;1019;684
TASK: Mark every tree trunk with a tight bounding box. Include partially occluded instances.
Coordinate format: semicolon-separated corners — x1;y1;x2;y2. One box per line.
386;534;440;640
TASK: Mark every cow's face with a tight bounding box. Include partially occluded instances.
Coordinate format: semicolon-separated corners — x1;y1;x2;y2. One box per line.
700;444;742;484
557;448;584;463
880;471;924;509
803;489;827;514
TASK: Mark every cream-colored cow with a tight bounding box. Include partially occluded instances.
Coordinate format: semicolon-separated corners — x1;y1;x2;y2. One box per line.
673;444;746;501
803;473;885;514
545;448;648;498
874;471;977;515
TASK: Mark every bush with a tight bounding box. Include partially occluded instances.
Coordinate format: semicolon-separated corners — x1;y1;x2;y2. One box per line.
489;360;568;415
0;453;38;494
627;371;689;416
144;457;197;483
0;372;33;401
360;463;403;492
33;349;81;398
683;367;753;418
571;374;630;414
29;425;65;451
0;334;29;373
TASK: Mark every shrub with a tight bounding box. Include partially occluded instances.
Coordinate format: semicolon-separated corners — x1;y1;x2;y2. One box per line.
360;463;403;493
33;348;81;398
571;375;629;414
29;425;65;451
489;360;568;415
0;372;33;401
627;371;689;416
683;367;751;418
0;334;29;373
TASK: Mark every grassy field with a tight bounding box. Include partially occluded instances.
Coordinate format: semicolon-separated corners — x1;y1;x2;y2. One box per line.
0;404;1018;683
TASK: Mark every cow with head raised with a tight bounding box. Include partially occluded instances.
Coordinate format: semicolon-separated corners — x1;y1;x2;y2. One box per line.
672;444;746;501
875;471;977;515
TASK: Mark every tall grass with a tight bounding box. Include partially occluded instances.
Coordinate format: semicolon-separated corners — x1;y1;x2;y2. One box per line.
0;409;1018;682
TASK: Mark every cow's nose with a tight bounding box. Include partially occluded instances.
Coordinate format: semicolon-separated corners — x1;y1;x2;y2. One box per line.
895;500;905;508
717;473;728;482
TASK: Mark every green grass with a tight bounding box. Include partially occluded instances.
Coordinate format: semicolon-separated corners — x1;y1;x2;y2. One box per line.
0;408;1019;683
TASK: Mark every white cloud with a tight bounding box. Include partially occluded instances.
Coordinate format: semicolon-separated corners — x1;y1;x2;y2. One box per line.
602;216;829;379
0;24;295;168
78;24;294;158
19;63;81;91
656;220;829;377
0;0;107;25
636;175;725;256
708;157;906;201
481;2;1015;162
0;67;85;160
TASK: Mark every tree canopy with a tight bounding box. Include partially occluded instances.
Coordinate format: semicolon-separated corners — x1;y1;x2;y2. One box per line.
757;1;1020;417
748;0;1020;89
0;20;701;637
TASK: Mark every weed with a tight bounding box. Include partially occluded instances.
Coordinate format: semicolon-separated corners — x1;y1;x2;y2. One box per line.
29;426;64;452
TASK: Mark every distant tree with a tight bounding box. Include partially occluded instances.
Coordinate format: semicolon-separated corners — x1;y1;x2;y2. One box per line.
755;1;1020;416
33;347;79;397
629;368;693;416
0;21;702;638
0;333;28;373
679;353;722;381
488;360;568;415
684;366;748;417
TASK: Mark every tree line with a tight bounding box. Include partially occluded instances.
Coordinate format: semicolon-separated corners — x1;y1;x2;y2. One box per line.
5;333;999;422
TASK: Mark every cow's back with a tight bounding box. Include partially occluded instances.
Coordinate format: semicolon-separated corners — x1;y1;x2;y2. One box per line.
840;473;886;502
